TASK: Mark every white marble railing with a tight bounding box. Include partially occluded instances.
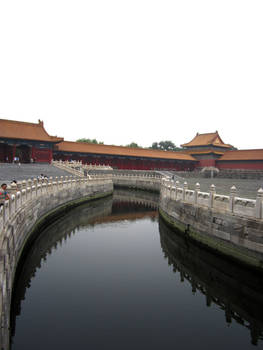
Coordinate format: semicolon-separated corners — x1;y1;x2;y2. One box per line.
112;173;162;179
52;160;112;177
0;174;112;233
161;178;263;220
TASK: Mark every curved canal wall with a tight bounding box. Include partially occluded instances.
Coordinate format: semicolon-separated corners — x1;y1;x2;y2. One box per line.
0;174;113;349
159;178;263;269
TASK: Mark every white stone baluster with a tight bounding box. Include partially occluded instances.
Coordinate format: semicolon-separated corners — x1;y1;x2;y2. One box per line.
175;181;180;200
209;184;216;208
195;183;200;204
229;185;237;213
255;188;263;219
183;182;188;201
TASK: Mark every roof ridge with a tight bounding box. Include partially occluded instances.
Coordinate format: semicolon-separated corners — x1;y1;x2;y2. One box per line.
225;148;263;152
196;131;218;136
63;140;184;155
0;118;42;127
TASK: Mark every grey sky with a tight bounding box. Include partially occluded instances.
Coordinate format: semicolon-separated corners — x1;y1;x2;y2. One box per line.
0;0;262;149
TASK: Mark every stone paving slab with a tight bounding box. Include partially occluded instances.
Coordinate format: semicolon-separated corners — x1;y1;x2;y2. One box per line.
0;164;72;184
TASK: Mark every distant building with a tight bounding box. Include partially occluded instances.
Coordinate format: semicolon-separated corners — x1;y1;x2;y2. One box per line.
216;149;263;170
53;141;196;170
0;119;196;170
1;119;263;171
0;119;63;163
181;131;234;168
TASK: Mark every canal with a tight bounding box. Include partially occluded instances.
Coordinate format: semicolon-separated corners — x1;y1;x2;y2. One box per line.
11;189;263;349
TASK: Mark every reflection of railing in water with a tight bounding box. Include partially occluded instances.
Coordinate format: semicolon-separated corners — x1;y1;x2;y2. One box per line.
113;188;159;211
11;190;159;340
159;218;263;346
11;197;113;337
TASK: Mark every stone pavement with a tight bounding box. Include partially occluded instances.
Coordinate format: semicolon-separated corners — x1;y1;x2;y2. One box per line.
179;176;263;199
0;163;72;184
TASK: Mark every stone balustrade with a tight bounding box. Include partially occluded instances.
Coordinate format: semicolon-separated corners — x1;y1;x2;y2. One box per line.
0;173;113;349
161;178;263;220
112;172;162;192
160;177;263;269
52;160;112;177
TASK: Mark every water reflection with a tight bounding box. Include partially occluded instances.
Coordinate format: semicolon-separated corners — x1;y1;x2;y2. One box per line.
11;189;263;349
159;218;263;346
11;190;159;344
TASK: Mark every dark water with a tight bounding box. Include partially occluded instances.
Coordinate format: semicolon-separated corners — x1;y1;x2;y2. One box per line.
11;190;263;349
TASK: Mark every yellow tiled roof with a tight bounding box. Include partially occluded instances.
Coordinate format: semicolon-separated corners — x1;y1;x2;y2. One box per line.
181;131;232;148
0;119;63;143
219;149;263;161
56;141;197;161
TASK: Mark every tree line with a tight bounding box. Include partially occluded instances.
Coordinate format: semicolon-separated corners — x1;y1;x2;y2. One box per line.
76;138;183;152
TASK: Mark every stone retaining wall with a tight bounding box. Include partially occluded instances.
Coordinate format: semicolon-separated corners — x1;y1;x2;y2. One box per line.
160;178;263;268
0;174;113;349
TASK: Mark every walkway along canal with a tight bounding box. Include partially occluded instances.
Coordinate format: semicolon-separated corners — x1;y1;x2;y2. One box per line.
0;169;263;348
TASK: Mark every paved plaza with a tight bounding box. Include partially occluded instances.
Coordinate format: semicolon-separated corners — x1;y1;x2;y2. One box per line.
181;176;263;199
0;163;72;184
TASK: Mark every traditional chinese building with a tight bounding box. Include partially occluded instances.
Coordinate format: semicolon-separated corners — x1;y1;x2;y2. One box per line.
0;119;63;163
1;118;263;171
53;141;196;170
181;131;234;168
0;119;196;170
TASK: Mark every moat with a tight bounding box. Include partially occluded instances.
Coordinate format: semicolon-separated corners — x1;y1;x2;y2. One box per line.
10;189;263;349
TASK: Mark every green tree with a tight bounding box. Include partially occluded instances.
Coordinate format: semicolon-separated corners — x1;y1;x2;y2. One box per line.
76;138;104;144
150;140;181;151
126;142;141;148
151;142;159;150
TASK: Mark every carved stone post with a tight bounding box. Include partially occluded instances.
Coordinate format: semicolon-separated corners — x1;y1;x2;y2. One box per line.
10;183;18;196
27;179;32;199
175;181;180;200
209;184;216;208
16;182;22;193
255;188;263;219
229;185;237;213
183;181;188;201
22;180;27;201
195;183;200;204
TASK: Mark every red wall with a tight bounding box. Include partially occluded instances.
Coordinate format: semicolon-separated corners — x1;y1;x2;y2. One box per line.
0;144;13;162
32;147;52;163
216;161;263;170
197;159;216;168
53;152;194;171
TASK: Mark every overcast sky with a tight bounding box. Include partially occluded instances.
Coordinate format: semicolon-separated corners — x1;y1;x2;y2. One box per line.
0;0;262;150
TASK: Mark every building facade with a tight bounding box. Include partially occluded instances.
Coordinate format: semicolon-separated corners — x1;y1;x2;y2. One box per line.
0;119;63;163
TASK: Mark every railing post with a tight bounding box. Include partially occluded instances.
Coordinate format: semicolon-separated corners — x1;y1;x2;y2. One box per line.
209;184;216;208
255;188;263;219
27;179;32;200
195;183;200;204
175;181;180;200
183;182;188;201
229;185;237;213
55;177;59;191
